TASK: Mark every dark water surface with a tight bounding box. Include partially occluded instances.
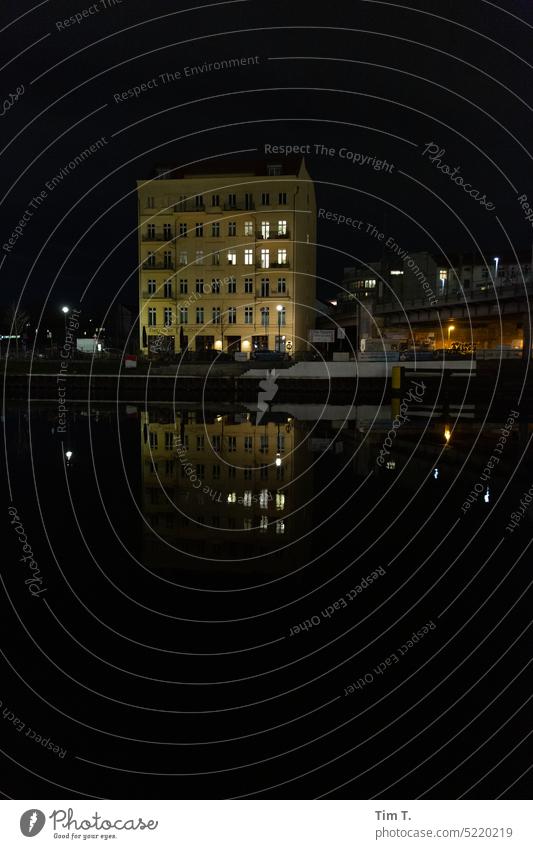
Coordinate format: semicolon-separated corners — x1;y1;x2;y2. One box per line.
2;401;531;799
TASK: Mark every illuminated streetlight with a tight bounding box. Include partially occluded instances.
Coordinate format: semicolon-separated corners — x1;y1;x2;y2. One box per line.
444;427;451;443
447;323;455;343
61;306;69;337
65;450;73;464
275;453;282;467
494;257;499;279
276;304;283;352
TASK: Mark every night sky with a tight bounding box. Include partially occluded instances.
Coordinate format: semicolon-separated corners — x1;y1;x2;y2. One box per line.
2;0;533;327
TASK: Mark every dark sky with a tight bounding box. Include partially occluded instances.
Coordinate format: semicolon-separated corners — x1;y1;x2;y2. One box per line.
2;0;533;325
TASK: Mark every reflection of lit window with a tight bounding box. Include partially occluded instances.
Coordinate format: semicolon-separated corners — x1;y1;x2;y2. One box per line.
243;491;252;507
386;461;396;470
276;492;285;510
276;519;285;534
243;518;252;530
259;489;269;508
390;270;403;276
260;515;268;532
227;492;237;503
439;269;448;290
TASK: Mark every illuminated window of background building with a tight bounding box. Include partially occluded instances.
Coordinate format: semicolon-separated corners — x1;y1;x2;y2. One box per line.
244;249;253;265
390;269;403;276
261;248;270;268
179;250;187;265
439;269;448;290
243;491;252;507
228;221;237;236
278;219;287;235
278;307;286;326
259;489;269;508
227;250;237;265
261;221;270;239
276;519;285;534
228;277;236;293
364;279;376;288
276;492;285;510
195;250;204;265
227;492;237;504
260;515;268;532
244;221;254;236
277;249;287;265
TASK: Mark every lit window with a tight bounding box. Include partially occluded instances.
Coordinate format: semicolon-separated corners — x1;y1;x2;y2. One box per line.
390;269;403;276
179;251;188;265
260;515;268;532
278;219;287;235
227;492;237;503
244;221;254;236
259;489;269;508
275;519;285;534
261;249;270;268
244;249;253;265
276;491;285;510
195;250;204;265
179;307;188;324
228;251;237;265
243;491;252;507
261;221;270;239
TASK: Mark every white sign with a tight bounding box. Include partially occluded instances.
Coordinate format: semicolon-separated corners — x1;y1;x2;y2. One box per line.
308;329;335;343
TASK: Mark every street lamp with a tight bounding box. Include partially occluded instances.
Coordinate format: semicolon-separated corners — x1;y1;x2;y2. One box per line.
65;450;73;465
447;323;455;343
61;306;69;337
494;256;499;281
276;304;283;352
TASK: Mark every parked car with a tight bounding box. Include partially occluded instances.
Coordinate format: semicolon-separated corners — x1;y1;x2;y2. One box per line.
250;349;288;362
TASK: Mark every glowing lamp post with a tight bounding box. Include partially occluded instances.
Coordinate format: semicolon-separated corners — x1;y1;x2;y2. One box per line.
276;304;283;352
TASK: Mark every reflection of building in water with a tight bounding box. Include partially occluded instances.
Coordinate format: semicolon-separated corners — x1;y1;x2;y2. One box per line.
140;407;312;563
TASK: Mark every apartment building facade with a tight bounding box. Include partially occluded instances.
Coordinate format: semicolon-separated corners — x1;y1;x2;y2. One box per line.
137;159;316;356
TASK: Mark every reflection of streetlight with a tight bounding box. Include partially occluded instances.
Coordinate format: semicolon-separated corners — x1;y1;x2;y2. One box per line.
65;450;73;465
275;453;282;467
494;257;499;280
276;304;283;352
444;426;451;443
447;323;455;343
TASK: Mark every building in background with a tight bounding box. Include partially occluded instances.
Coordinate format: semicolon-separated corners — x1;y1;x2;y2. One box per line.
138;159;316;357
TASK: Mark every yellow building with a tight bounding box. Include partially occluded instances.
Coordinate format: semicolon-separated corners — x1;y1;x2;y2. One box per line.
140;408;313;564
137;159;316;356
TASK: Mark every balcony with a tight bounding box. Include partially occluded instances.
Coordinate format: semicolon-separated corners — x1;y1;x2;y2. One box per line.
142;261;175;270
256;231;290;240
270;261;290;268
143;232;174;241
173;202;205;212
